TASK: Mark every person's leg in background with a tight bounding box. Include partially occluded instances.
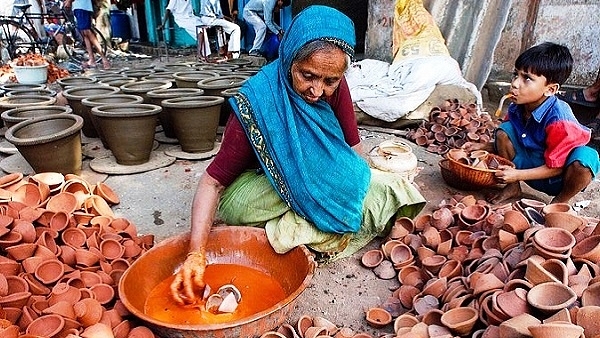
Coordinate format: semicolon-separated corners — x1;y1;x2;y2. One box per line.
243;9;266;56
211;18;240;58
74;9;110;69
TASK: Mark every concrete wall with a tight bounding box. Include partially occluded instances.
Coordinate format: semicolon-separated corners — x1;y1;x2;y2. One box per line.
490;0;600;86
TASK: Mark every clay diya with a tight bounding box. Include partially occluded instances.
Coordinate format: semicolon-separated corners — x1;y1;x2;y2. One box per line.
544;212;585;233
541;202;575;215
25;313;65;337
34;259;65;285
533;227;576;253
431;207;453;230
365;307;392;329
361;249;384;268
526;282;577;313
571;235;600;262
528;322;584;338
389;217;414;240
502;210;530;234
440;306;478;336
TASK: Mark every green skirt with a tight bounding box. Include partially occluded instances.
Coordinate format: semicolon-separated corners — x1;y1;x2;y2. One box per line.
217;168;426;261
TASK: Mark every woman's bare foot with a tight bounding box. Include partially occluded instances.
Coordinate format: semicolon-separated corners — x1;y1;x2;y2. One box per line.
102;59;111;70
486;182;522;204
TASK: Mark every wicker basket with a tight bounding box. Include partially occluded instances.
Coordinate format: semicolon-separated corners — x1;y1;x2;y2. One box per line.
444;153;514;188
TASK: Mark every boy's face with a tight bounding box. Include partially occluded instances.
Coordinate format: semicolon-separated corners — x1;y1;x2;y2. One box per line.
510;68;559;112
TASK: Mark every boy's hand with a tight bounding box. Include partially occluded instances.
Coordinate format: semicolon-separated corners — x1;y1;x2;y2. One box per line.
494;165;519;184
462;141;495;153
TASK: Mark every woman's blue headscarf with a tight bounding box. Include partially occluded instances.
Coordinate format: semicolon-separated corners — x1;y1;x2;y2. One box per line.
230;5;370;234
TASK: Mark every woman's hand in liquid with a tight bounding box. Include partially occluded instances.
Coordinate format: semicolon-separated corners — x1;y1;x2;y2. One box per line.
170;250;207;305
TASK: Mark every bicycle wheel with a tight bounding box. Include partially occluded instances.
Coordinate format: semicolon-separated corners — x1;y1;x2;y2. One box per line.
0;20;38;63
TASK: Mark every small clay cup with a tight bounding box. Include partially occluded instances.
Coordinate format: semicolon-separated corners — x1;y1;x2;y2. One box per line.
441;306;478;336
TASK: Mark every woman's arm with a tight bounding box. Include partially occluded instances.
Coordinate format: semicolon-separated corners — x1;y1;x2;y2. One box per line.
170;172;224;304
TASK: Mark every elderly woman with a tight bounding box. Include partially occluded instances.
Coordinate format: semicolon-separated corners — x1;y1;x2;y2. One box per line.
171;5;426;305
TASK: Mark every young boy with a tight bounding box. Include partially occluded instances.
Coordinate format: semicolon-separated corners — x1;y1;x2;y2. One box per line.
466;42;599;204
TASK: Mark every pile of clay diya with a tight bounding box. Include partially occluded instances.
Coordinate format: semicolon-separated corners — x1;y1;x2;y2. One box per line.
358;194;600;338
406;98;499;156
0;172;157;338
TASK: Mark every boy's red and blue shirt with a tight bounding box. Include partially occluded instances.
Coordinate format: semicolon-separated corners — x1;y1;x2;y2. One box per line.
506;95;591;168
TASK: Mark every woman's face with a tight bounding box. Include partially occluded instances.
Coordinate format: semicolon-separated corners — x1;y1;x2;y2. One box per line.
290;48;347;104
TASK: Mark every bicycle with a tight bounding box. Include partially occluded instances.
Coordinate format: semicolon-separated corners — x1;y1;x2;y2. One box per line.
0;1;109;68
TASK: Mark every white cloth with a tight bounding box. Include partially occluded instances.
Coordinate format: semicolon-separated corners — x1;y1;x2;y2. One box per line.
346;56;482;122
165;0;240;53
72;0;93;12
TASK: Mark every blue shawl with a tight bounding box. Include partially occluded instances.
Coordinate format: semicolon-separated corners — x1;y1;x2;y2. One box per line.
230;5;370;234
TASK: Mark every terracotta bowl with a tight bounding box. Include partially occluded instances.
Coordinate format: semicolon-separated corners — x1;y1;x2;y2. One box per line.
118;226;315;338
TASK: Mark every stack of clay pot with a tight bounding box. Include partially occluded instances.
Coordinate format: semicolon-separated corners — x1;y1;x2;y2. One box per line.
0;171;156;338
359;193;600;337
406;98;499;155
259;314;380;338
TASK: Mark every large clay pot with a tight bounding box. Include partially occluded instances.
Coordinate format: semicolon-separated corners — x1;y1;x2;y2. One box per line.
197;75;249;125
142;72;176;85
97;76;137;88
121;69;155;80
161;96;224;153
4;114;84;175
0;83;46;94
225;58;253;67
5;88;57;97
56;75;99;90
81;94;145;149
172;70;220;88
90;103;162;165
0;95;57;127
119;80;172;104
1;105;72;128
147;88;205;138
62;85;121;138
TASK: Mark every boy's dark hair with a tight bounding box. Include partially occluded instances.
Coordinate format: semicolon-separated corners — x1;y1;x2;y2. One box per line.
282;0;292;7
515;42;573;85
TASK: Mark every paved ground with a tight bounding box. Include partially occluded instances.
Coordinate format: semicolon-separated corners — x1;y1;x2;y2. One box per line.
1;50;599;337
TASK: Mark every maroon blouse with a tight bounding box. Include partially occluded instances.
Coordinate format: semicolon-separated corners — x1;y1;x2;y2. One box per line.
206;77;360;187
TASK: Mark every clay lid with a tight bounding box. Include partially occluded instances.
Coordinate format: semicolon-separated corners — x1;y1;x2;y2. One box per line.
6;88;57;97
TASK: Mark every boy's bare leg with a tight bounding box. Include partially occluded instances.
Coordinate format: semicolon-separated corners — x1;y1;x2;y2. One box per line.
552;161;592;203
486;130;523;204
